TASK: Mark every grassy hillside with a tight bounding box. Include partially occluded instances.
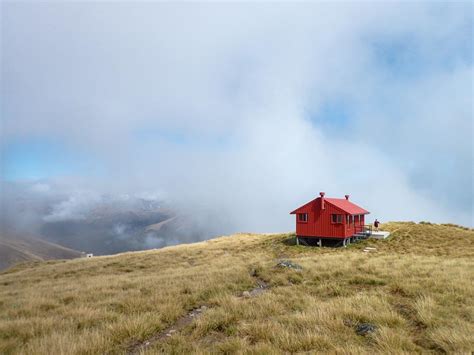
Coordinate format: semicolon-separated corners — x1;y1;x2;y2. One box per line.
0;222;473;354
0;235;82;271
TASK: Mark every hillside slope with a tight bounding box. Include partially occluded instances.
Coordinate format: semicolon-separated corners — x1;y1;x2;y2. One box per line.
0;235;82;271
0;222;473;354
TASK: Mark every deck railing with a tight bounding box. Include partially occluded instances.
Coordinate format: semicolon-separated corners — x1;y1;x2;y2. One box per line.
354;224;372;236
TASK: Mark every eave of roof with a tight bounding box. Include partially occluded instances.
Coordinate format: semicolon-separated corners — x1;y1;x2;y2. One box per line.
289;198;317;214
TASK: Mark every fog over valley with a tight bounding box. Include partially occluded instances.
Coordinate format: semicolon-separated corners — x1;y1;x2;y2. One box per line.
1;180;227;255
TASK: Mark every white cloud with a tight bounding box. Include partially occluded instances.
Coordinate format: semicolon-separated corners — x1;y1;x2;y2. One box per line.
1;2;472;231
42;191;100;222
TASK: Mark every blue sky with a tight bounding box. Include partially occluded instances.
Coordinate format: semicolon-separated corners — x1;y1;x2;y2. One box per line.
1;2;473;228
3;139;72;180
2;138;102;180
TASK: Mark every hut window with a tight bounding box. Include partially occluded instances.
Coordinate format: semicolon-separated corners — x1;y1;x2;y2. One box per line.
298;213;308;222
354;215;359;223
331;214;342;224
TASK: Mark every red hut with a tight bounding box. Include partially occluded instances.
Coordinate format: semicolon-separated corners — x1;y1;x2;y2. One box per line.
290;192;370;246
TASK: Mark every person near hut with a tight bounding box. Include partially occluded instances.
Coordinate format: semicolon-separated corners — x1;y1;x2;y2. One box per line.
374;219;380;232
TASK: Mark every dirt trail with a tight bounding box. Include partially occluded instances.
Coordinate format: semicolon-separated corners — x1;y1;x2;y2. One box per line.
126;305;207;354
126;272;269;354
241;277;269;297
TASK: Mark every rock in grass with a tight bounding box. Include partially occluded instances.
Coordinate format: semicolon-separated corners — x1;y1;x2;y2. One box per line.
276;260;302;270
356;323;376;336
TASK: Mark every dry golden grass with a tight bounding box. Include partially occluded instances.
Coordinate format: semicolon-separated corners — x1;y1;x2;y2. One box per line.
0;222;473;354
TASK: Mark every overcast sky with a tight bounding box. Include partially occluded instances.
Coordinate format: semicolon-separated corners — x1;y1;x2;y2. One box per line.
1;1;473;231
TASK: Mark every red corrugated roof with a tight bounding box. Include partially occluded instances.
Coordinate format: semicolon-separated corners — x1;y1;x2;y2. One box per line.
324;198;369;215
290;196;369;215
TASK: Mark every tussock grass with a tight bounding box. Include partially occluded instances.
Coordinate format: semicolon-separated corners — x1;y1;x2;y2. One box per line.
0;222;473;354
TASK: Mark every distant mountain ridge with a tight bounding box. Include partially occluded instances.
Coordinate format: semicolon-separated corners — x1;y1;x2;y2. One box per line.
2;182;223;261
0;234;82;271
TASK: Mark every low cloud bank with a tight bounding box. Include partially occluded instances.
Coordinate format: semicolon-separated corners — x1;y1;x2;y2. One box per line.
0;180;230;254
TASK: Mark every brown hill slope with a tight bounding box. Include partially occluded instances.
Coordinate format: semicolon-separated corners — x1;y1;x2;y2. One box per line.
0;234;82;270
0;222;473;354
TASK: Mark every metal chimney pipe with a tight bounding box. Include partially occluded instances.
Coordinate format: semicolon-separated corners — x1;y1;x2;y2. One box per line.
320;192;325;210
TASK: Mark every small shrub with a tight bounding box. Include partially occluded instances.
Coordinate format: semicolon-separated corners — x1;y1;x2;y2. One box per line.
287;273;303;285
